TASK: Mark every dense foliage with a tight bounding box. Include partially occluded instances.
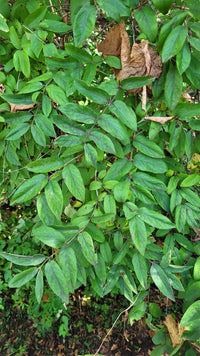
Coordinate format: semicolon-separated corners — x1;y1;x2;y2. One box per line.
0;0;200;354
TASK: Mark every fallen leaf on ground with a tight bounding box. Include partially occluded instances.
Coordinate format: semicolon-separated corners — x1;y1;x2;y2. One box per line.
144;116;173;124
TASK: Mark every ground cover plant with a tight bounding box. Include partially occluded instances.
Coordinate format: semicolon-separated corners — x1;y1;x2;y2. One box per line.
0;0;200;354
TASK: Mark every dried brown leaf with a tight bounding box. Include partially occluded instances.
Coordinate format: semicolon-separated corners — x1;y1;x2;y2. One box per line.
9;103;35;113
164;315;185;347
97;24;121;58
144;116;173;124
0;83;5;93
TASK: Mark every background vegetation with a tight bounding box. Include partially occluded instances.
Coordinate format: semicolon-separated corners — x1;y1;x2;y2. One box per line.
0;0;200;355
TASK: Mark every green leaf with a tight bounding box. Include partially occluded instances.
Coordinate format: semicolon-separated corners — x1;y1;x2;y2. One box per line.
10;26;21;49
176;41;191;74
42;95;52;117
45;261;69;303
132;251;148;288
96;0;130;22
78;232;97;266
185;0;200;20
35;114;56;137
2;94;33;105
113;181;130;202
129;302;147;324
59;247;77;289
165;64;182;109
40;19;71;33
109;100;137;131
45;181;63;220
129;216;147;255
65;43;92;63
151;0;173;14
134;153;168;173
19;82;43;94
174;103;200;120
90;130;116;155
46;84;67;106
104;194;116;218
162;25;188;62
59;103;96;124
53;115;86;136
84;143;97;168
133;135;164;158
175;205;187;233
27;157;64;173
180;188;200;207
138;207;175;229
0;14;9;32
174;233;194;252
31;125;46;147
113;241;130;264
86;223;105;243
132;172;167;191
33;226;65;248
104;56;121;69
24;6;47;28
76;80;109;105
121;76;155;90
0;252;45;266
73;2;96;46
150;264;174;301
37;193;59;226
135;5;158;42
180;174;200;187
6;123;30;140
62;164;85;201
9;267;37;288
180;300;200;327
56;135;84;147
98;114;130;144
19;51;30;78
10;174;48;205
103;158;132;182
35;269;43;304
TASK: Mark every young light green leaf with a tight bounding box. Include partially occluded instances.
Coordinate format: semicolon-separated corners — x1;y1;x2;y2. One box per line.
129;216;147;255
9;26;21;49
78;231;97;266
9;267;37;288
45;261;69;303
42;95;52;117
73;2;96;46
10;174;48;205
27;157;64;173
134;153;168;173
162;25;188;62
35;269;44;304
0;14;9;32
110;100;137;131
150;264;174;301
33;226;66;248
129;302;147;324
0;252;46;266
62;164;85;201
165;64;182;109
45;181;63;220
180;174;200;188
135;5;158;42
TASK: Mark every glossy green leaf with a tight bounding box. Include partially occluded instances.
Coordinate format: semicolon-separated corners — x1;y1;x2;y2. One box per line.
134;153;168;173
180;300;200;327
121;76;154;90
9;267;37;288
151;0;173;14
138;207;175;229
45;261;69;303
45;181;63;220
98;114;130;144
162;25;188;62
180;174;200;187
10;174;48;205
33;226;65;248
62;164;85;201
19;82;43;94
135;5;158;42
180;187;200;207
27;157;64;173
84;143;97;168
19;51;30;78
76;79;109;105
59;103;96;124
110;100;137;131
129;216;147;255
31;125;46;147
73;2;96;46
104;56;121;69
46;84;67;106
133;135;164;158
40;19;71;33
6;123;30;140
165;64;182;109
90;130;116;155
150;264;174;300
132;251;148;288
176;41;191;74
96;0;130;22
35;269;43;304
0;252;45;266
78;232;97;266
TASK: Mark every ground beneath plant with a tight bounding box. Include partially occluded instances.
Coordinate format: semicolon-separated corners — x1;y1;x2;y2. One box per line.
0;289;155;356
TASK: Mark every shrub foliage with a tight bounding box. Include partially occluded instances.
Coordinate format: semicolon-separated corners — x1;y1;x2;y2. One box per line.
0;0;200;353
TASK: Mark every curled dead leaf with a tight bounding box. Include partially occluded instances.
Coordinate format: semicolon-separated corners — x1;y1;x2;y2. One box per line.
97;20;162;94
9;102;35;113
164;314;187;347
144;116;173;124
0;83;5;93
